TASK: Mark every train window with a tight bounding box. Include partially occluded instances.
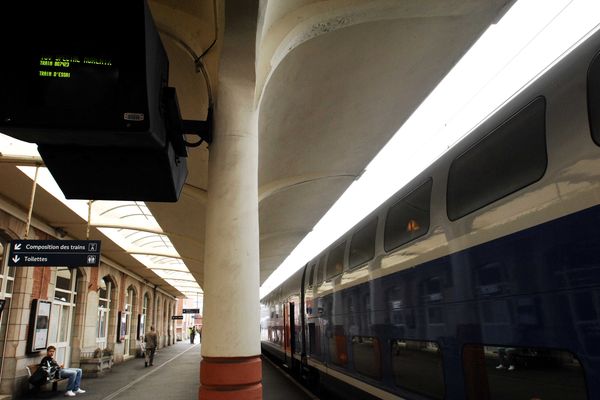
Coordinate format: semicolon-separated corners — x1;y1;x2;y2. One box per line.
328;326;348;366
391;339;444;399
307;262;316;287
308;322;318;357
447;96;547;220
384;179;432;252
463;345;587;400
364;293;372;327
423;276;443;302
387;287;405;326
316;256;326;285
352;336;382;380
325;241;346;280
589;51;600;145
349;217;377;269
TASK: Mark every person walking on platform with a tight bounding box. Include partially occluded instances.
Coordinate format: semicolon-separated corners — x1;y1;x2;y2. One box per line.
144;326;158;367
189;326;196;344
40;345;86;397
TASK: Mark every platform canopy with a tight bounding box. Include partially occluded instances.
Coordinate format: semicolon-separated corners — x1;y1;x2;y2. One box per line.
0;0;515;298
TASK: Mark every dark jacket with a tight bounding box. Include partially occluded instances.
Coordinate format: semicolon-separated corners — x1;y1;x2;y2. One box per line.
145;331;158;349
38;356;60;380
39;356;60;369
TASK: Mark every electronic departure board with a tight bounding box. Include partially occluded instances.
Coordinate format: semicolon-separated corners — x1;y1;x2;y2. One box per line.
0;0;167;149
0;1;188;201
26;54;122;126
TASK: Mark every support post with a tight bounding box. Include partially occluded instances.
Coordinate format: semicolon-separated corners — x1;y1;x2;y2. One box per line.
200;2;261;399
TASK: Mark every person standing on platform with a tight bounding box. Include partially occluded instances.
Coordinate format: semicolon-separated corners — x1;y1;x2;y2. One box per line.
198;325;202;343
189;326;196;344
144;326;158;367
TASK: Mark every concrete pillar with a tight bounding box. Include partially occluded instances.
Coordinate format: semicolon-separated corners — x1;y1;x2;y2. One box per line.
70;268;94;367
200;2;261;399
82;290;99;350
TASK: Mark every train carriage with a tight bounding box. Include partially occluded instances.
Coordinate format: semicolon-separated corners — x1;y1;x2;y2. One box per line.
262;27;600;400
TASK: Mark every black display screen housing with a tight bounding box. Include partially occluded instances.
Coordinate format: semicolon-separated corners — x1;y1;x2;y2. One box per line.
0;1;188;201
0;0;168;149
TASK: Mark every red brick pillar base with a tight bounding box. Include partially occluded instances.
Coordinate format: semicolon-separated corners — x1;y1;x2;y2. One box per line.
200;356;262;399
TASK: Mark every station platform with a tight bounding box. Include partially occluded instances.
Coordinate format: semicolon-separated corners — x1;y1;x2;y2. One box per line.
20;342;317;400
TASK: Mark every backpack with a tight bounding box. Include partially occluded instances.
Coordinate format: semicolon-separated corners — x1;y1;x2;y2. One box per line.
28;366;49;386
29;361;58;386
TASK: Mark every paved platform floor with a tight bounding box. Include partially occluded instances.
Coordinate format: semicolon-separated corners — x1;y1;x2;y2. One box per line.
20;342;316;400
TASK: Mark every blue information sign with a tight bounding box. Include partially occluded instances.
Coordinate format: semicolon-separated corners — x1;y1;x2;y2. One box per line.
8;240;101;267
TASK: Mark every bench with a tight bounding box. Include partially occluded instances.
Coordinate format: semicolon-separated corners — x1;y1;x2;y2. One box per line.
26;364;68;393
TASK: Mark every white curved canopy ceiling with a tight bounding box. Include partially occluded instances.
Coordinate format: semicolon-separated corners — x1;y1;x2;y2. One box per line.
0;0;527;299
0;139;202;298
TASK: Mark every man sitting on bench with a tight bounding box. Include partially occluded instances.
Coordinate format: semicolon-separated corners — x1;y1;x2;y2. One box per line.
40;345;87;397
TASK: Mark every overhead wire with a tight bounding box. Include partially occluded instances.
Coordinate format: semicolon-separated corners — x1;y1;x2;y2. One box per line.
194;0;218;107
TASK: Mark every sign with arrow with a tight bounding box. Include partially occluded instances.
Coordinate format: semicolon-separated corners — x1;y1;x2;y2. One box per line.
182;308;200;314
8;240;101;267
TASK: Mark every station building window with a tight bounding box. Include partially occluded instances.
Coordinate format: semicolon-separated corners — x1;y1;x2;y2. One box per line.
391;339;444;399
0;259;15;297
447;97;547;220
50;267;78;366
384;179;432;251
96;278;112;349
0;243;15;298
123;287;134;356
0;236;15;381
463;344;587;400
140;293;149;339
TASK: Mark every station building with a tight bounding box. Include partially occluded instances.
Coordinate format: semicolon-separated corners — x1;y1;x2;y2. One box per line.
0;207;180;399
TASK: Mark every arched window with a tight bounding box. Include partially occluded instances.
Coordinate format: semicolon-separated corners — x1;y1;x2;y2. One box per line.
50;267;78;365
0;235;16;378
141;293;149;337
97;277;112;349
123;287;134;356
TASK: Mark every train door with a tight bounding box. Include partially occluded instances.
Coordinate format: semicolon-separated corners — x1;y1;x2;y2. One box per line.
289;302;296;370
305;262;316;357
283;302;290;361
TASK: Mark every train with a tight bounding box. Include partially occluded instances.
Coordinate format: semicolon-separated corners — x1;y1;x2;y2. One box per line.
260;25;600;400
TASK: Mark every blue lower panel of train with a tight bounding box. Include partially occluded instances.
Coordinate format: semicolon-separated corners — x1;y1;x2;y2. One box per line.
262;204;600;399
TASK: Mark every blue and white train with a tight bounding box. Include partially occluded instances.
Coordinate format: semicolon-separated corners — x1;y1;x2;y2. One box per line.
261;27;600;400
